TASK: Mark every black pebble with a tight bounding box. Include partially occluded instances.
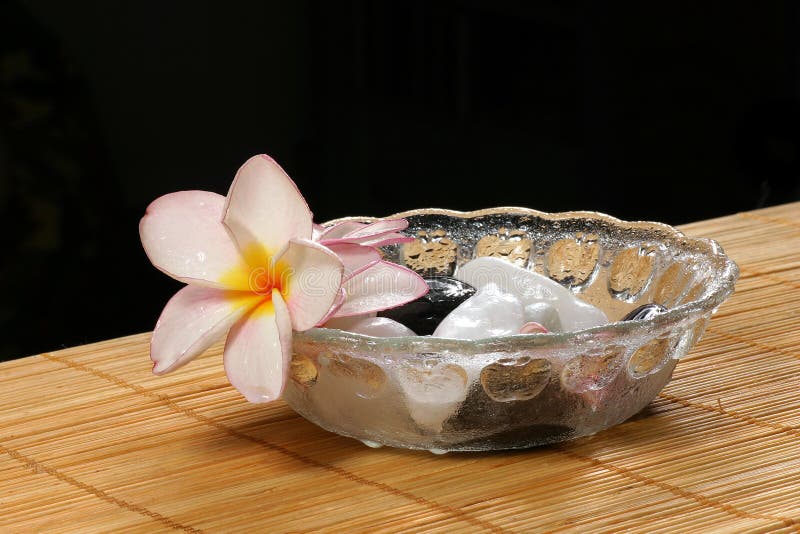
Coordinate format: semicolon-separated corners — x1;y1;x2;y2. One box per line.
378;276;476;335
622;303;667;321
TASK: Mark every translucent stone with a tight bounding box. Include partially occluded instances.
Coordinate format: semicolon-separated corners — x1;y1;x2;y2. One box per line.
378;277;475;335
361;440;384;448
432;284;525;339
325;316;416;337
321;353;387;399
523;301;563;332
454;256;608;332
561;345;626;393
480;356;552;402
395;360;469;431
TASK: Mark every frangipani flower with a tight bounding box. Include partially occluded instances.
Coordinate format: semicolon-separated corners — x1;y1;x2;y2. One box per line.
140;154;428;403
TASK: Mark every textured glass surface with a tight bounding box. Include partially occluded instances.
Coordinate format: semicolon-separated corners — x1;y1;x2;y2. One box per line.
287;208;739;452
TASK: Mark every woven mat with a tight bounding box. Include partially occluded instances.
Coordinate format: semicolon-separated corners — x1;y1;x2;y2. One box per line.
2;202;800;533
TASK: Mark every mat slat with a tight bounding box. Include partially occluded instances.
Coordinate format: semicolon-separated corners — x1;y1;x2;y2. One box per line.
2;202;800;533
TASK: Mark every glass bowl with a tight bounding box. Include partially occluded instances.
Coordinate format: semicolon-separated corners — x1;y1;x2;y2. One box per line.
286;208;739;452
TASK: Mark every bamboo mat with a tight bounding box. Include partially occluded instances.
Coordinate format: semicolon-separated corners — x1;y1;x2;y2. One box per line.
2;203;800;533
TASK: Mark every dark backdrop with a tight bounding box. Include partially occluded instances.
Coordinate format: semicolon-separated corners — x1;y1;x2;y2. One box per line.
2;0;799;360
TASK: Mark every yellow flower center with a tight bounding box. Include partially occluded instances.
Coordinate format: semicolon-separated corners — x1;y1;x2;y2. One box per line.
220;243;292;307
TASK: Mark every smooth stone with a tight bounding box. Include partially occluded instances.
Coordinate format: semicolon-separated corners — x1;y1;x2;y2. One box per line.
432;284;525;339
523;301;563;332
379;276;476;335
324;316;416;337
454;256;608;332
622;303;667;321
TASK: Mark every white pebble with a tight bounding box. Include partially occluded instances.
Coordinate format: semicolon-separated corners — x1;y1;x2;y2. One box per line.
454;257;608;332
324;315;415;337
432;284;525;339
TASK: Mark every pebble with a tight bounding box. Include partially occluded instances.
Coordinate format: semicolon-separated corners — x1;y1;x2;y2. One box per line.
378;276;476;335
432;284;525;339
454;257;608;332
622;303;667;321
323;316;416;337
523;302;563;332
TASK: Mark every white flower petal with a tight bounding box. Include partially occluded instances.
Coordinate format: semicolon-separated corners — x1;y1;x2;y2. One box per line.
151;285;258;374
223;155;313;254
223;292;293;403
140;191;245;288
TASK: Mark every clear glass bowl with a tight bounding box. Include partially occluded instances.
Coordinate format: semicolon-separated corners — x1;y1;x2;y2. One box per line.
286;208;739;452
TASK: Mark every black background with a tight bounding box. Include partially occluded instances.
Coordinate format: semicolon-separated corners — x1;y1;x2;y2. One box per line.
1;1;799;361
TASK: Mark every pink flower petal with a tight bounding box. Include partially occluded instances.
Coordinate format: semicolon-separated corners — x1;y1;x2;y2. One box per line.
139;191;246;288
312;223;326;241
223;291;292;403
343;219;408;239
319;219;411;247
151;285;259;375
325;243;381;280
357;234;416;247
278;238;344;331
320;220;367;240
223;155;313;254
316;287;346;326
333;261;429;317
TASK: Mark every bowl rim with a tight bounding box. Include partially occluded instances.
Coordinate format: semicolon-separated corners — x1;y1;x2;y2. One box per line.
293;206;739;354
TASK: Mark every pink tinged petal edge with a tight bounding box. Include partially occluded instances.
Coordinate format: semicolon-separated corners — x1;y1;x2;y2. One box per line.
223;155;313;254
319;219;412;247
342;219;408;239
358;234;416;247
315;287;346;326
278;238;344;331
319;220;367;240
139;191;246;289
151;285;258;375
223;292;292;403
325;243;381;280
333;261;429;318
320;228;412;247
